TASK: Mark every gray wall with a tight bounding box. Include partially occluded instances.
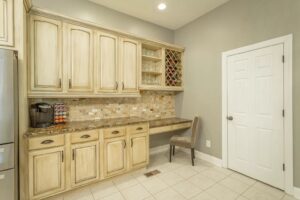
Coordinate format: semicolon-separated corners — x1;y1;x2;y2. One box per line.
174;0;300;187
32;0;174;43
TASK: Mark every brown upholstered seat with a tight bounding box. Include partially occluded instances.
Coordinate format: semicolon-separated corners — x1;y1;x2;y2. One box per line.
169;116;200;166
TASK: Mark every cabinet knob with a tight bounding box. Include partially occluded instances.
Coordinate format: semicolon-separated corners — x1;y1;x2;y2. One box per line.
136;127;143;131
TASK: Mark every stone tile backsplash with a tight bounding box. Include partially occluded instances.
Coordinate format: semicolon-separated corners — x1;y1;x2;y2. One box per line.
29;91;176;122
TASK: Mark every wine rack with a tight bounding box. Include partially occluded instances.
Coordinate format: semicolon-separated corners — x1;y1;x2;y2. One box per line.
165;49;182;87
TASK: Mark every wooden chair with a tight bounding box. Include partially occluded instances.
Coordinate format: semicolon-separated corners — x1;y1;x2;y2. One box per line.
169;116;200;166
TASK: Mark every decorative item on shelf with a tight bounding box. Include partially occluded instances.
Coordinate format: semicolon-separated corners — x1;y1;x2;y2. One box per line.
165;49;183;87
53;103;67;124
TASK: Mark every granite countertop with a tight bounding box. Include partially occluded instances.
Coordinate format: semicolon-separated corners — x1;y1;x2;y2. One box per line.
25;117;192;138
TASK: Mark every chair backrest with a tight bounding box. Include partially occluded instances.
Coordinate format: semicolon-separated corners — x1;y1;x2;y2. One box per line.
191;116;200;148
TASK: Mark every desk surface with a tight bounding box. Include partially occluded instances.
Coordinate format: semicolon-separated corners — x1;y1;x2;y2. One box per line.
26;117;192;138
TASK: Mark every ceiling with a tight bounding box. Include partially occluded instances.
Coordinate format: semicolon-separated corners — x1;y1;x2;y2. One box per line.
88;0;231;30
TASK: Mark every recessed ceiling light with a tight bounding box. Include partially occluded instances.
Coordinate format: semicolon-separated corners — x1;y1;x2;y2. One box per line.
158;3;167;11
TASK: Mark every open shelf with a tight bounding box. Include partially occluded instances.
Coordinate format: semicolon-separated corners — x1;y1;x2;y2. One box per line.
142;55;162;62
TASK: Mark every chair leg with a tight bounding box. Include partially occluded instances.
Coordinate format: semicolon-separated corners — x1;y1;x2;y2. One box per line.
191;148;195;166
192;148;195;159
173;145;175;156
169;145;172;162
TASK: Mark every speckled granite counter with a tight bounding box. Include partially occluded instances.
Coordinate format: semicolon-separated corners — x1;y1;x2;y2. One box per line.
25;117;192;138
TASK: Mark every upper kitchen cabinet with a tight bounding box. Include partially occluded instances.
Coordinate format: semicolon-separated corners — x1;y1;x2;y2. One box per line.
119;38;140;94
64;23;94;93
0;0;13;46
94;31;118;93
28;15;63;92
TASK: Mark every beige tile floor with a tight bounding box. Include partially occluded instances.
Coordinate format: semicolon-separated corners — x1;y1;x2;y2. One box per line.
46;150;297;200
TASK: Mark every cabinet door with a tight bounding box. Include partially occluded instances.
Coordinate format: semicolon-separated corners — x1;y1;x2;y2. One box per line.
28;147;65;199
130;134;149;169
29;15;63;92
119;38;140;93
71;142;99;187
95;32;118;93
104;137;127;177
0;0;13;46
65;24;93;92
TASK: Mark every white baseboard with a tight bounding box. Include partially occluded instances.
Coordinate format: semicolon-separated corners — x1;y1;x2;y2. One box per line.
150;145;222;167
294;187;300;200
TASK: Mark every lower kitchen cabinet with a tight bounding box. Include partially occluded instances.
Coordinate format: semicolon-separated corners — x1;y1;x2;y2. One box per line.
71;141;99;187
130;133;149;169
103;136;127;178
28;147;65;200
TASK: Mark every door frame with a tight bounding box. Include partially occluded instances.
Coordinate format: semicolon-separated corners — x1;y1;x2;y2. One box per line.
222;34;293;194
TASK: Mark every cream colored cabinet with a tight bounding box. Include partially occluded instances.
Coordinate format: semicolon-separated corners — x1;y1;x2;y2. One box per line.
119;38;140;94
103;136;127;178
28;147;65;200
94;32;118;93
64;23;94;93
129;133;149;169
29;15;63;92
71;142;99;187
0;0;13;46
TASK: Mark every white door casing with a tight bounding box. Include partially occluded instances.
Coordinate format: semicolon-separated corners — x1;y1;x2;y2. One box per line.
222;35;293;194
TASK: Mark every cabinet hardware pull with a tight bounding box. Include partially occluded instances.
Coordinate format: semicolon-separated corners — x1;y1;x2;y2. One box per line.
115;82;118;90
59;79;62;88
122;82;124;90
123;140;126;149
41;140;54;145
61;151;64;162
72;149;75;160
80;135;91;139
131;138;133;147
69;79;72;88
112;131;120;134
136;127;143;131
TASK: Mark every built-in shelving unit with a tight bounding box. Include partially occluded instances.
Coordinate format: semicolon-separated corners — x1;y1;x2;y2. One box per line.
140;43;184;91
140;44;164;87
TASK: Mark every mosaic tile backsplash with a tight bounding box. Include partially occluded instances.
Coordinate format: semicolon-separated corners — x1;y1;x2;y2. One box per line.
29;91;176;122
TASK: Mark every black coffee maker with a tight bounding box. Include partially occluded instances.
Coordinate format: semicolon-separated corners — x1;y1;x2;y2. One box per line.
30;103;54;128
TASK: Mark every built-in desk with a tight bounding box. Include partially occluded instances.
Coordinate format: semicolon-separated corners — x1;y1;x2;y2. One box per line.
149;118;192;135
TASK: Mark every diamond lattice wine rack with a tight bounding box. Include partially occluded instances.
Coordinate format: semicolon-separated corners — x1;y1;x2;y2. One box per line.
165;49;183;87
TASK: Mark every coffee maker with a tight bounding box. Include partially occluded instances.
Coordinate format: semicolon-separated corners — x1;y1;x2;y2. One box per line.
30;103;54;128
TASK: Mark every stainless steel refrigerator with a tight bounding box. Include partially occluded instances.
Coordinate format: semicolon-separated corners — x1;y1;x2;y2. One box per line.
0;49;18;200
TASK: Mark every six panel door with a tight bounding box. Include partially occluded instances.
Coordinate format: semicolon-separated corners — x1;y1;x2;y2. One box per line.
0;0;13;46
28;147;65;199
227;44;284;189
103;137;127;177
29;15;63;92
130;134;148;169
71;142;99;187
119;38;140;93
65;23;94;92
95;32;119;93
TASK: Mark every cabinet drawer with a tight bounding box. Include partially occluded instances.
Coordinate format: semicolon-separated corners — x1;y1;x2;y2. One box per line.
103;127;126;139
149;125;173;135
71;130;99;144
28;135;65;150
172;122;192;130
128;124;148;135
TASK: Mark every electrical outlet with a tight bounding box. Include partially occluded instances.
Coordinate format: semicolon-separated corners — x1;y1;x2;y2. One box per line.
206;140;211;148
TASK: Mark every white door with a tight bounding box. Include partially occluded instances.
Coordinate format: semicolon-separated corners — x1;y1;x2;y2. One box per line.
227;44;284;189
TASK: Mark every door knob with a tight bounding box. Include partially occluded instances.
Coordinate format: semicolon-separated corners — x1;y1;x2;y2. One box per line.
227;116;233;121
